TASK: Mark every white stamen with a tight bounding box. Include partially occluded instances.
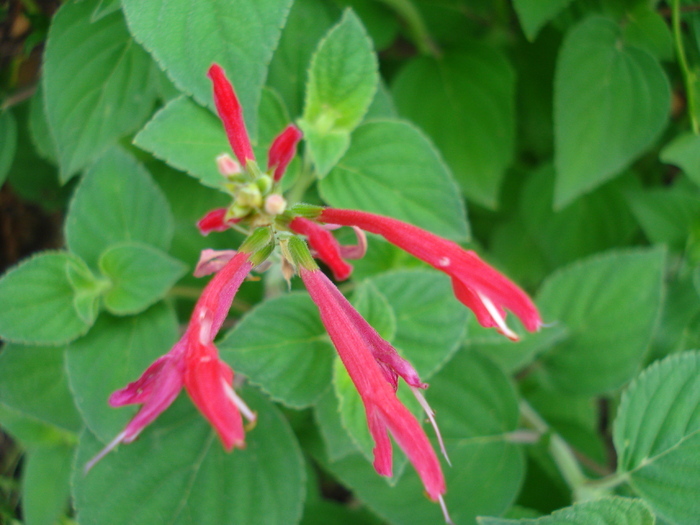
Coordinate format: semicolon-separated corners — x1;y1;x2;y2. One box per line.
477;291;519;341
411;387;451;466
84;430;127;474
222;379;256;423
438;494;454;525
198;310;213;345
438;257;451;268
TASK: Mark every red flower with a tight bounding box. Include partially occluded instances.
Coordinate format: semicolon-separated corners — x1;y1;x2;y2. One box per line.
268;124;302;182
300;266;450;520
87;230;273;471
310;208;542;341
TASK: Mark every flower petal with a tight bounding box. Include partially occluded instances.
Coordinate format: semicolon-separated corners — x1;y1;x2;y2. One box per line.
290;217;353;281
268;124;302;182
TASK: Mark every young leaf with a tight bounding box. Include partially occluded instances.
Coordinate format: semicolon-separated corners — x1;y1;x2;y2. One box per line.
65;148;174;269
120;0;293;138
0;344;82;433
43;0;157;181
614;351;700;525
392;48;515;209
0;110;17;186
65;303;178;442
478;496;654;525
319;119;469;241
554;16;670;209
73;388;305;525
220;293;335;409
22;444;74;525
0;252;97;345
99;242;187;316
513;0;574;41
536;248;665;395
300;9;379;176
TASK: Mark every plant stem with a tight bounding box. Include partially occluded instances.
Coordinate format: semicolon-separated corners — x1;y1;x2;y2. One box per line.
285;153;316;205
673;0;700;134
378;0;440;57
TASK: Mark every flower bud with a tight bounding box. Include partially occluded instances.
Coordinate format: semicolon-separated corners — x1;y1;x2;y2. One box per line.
264;194;287;216
236;183;263;208
216;154;242;177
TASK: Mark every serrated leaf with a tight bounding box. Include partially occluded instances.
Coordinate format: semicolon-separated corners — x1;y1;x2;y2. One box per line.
22;444;74;525
99;242;186;315
661;132;700;188
0;110;17;185
0;252;96;345
320;350;524;524
554;16;670;208
73;388;305;525
65;303;178;442
65;148;174;268
513;0;574;41
121;0;293;139
301;9;378;175
392;48;515;209
0;344;82;433
536;248;665;395
43;0;157;180
614;351;700;525
478;496;654;525
220;293;335;408
319;119;469;241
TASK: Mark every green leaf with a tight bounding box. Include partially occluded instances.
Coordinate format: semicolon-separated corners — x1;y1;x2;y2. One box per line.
43;0;157;180
267;0;338;118
300;9;379;176
0;110;17;185
513;0;574;41
0;252;96;345
661;132;700;188
536;248;666;395
626;180;700;250
134;96;230;189
28;85;58;163
614;351;700;525
22;444;74;525
121;0;293;139
220;293;335;409
91;0;121;22
554;16;670;209
319;350;524;524
0;344;82;433
623;6;674;61
99;242;186;315
392;48;515;209
319;119;469;241
520;165;638;269
0;404;76;449
65;303;179;442
314;387;359;462
478;497;654;525
352;280;396;341
73;388;305;525
65;148;174;268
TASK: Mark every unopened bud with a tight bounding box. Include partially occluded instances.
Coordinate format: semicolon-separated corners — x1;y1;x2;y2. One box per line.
227;203;250;219
216;154;242;177
236;183;263;208
264;194;287;216
256;174;273;195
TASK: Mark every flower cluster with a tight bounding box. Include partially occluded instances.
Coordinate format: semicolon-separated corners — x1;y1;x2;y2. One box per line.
91;64;542;521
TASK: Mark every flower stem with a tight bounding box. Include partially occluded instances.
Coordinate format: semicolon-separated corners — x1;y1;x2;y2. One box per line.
286;153;316;205
673;0;700;134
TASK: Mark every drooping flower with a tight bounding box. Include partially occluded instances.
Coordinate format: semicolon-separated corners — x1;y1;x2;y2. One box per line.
289;237;452;522
86;229;273;471
295;207;542;341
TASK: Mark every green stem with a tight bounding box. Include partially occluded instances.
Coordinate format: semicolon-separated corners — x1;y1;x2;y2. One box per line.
285;153;316;205
520;400;588;491
378;0;440;57
673;0;700;134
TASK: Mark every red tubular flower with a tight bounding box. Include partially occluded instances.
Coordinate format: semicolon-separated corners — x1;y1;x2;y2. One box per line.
268;124;303;182
87;231;273;471
297;258;451;521
289;217;353;281
208;64;255;165
318;208;542;341
197;208;241;236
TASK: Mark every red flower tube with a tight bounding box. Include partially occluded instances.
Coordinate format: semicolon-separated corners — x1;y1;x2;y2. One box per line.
318;208;542;340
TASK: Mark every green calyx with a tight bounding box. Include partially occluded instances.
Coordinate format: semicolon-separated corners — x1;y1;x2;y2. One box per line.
289;203;324;219
286;236;318;271
240;227;274;254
